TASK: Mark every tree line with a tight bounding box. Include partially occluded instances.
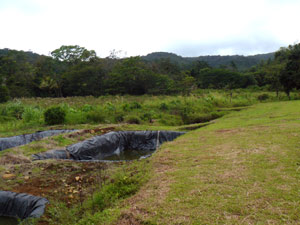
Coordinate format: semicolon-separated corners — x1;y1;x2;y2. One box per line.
0;44;299;102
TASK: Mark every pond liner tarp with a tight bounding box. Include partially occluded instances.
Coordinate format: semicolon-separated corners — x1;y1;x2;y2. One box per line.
0;130;75;151
0;191;48;219
32;131;185;161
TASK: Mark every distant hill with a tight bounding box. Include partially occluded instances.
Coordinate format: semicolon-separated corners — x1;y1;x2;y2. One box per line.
0;48;41;64
142;52;275;70
0;48;274;71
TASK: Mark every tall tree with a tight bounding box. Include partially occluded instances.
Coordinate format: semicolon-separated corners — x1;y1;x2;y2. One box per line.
51;45;97;64
280;44;300;98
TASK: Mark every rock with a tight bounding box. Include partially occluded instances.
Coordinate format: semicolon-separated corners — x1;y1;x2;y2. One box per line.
2;174;16;180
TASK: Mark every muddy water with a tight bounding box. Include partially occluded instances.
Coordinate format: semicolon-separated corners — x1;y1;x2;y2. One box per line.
0;216;19;225
102;149;156;161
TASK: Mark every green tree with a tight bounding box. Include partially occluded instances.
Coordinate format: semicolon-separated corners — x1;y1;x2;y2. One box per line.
105;57;154;95
0;85;9;103
279;44;300;98
51;45;97;64
63;60;105;96
35;56;66;97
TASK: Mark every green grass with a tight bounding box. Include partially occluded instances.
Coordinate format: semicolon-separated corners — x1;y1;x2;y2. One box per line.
1;92;300;224
114;100;300;224
1;89;295;137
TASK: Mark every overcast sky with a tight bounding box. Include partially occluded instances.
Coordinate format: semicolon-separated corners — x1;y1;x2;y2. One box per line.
0;0;300;57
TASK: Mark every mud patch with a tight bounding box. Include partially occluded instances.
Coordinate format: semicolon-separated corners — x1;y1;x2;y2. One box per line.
11;162;109;207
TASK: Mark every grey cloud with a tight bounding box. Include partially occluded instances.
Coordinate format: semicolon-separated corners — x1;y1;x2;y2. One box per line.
166;37;285;57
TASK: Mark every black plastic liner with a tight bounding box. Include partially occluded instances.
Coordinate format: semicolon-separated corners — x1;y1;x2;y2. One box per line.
32;131;185;161
0;130;75;151
0;191;48;219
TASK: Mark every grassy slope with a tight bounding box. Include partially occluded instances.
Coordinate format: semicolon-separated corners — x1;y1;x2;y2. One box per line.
119;101;300;224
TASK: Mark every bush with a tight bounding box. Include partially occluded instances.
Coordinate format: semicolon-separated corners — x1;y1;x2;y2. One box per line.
141;113;153;122
44;106;66;125
66;112;88;125
257;93;269;101
126;115;141;124
114;113;124;123
22;107;42;123
86;111;105;123
6;102;25;119
130;101;142;109
159;102;169;111
81;104;94;112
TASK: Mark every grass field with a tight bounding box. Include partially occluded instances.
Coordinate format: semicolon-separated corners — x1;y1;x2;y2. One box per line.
116;100;300;224
0;89;296;137
1;93;300;224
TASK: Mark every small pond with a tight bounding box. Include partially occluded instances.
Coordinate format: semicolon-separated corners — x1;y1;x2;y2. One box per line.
33;131;185;161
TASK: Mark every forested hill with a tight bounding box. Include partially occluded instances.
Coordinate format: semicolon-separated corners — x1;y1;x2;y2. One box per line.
142;52;275;70
0;48;274;70
0;48;41;64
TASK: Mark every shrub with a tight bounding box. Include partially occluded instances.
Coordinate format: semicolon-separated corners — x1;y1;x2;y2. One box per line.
126;115;141;124
141;113;153;123
121;103;130;112
86;111;105;123
81;104;94;112
44;106;66;125
130;101;142;109
257;93;269;101
6;102;25;119
22;107;42;123
66;112;88;125
114;113;124;123
159;102;169;111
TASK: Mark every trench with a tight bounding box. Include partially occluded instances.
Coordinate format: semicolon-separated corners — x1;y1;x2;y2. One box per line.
32;131;185;161
0;131;184;222
0;130;75;151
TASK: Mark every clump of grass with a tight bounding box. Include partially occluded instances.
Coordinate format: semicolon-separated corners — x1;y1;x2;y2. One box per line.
86;111;105;123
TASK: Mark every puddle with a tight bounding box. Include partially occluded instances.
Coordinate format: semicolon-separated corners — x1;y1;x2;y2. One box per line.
0;130;75;151
33;131;185;161
0;216;19;225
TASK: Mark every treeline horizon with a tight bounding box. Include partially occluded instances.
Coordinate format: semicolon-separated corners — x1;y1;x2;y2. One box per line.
0;44;299;102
